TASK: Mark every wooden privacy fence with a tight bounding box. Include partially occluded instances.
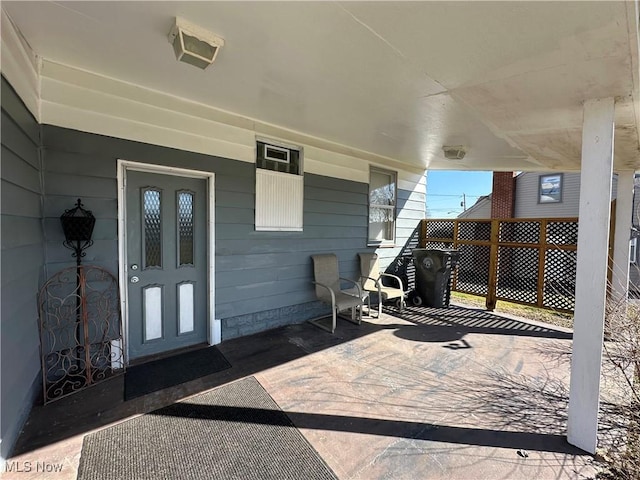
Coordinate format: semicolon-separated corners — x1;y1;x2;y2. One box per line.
419;218;581;313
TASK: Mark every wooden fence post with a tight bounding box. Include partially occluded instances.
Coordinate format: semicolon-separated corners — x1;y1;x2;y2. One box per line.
452;220;459;290
486;219;499;311
420;219;427;248
537;219;547;308
607;199;616;292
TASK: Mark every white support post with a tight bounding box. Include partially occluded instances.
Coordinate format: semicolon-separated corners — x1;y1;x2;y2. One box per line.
611;170;634;305
567;98;615;454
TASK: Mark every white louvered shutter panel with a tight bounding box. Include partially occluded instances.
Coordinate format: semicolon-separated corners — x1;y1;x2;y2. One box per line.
255;169;303;231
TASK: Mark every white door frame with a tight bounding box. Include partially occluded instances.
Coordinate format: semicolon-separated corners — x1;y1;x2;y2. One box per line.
117;160;218;365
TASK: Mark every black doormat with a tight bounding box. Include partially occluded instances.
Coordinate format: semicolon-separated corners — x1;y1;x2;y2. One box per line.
78;376;337;480
125;346;231;400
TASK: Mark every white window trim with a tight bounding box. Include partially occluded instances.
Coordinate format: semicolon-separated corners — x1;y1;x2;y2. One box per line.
631;237;637;264
368;167;397;247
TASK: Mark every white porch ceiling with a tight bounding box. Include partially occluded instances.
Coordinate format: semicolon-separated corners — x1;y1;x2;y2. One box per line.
3;1;640;172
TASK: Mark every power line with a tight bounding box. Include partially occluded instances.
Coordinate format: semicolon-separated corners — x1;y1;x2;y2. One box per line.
426;193;485;198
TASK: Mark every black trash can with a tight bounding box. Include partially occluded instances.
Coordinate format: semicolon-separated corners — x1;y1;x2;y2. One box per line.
411;248;460;308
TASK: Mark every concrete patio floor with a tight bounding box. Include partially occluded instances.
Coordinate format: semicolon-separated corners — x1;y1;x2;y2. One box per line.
5;305;601;479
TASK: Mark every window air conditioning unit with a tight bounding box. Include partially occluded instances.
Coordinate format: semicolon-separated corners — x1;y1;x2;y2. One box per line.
263;144;290;164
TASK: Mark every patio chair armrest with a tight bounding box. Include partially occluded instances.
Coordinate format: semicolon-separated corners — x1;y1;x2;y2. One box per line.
379;273;405;291
312;281;336;305
339;277;362;297
361;276;382;294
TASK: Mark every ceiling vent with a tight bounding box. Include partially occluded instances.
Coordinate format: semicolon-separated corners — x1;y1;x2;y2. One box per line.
168;17;224;70
443;145;466;160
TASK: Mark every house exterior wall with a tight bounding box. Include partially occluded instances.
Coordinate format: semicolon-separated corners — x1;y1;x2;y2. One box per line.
41;125;424;341
0;77;44;461
514;171;618;218
460;172;620;221
0;46;426;456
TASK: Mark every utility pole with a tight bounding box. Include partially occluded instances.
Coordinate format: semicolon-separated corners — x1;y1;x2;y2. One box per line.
461;193;467;211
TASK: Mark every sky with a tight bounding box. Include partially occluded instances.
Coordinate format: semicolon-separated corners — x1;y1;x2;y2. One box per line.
425;170;493;218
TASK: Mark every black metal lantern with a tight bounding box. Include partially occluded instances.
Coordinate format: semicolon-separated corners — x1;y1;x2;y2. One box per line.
61;198;96;265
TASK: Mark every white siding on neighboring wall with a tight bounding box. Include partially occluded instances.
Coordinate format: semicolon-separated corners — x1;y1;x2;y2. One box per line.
458;196;491;219
514;172;618;218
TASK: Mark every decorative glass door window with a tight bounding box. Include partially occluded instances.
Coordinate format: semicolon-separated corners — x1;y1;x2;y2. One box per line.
143;188;162;268
177;191;195;266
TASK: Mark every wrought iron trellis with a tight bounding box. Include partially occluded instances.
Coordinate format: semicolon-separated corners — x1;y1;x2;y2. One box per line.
38;265;125;403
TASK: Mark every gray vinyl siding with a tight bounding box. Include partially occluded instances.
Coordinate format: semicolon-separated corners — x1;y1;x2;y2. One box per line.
216;174;369;320
1;77;44;461
514;172;618;218
40;125;423;339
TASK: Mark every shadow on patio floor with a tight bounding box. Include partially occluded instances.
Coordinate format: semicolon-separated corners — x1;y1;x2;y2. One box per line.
10;304;601;480
388;304;572;340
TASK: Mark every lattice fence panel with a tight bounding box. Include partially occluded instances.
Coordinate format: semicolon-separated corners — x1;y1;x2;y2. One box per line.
543;248;577;311
455;244;490;295
458;221;491;242
422;218;578;312
546;221;579;246
425;220;455;240
496;246;539;304
425;241;454;249
499;221;540;244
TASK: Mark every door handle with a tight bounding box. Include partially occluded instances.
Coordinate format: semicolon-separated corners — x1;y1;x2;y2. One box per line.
130;276;140;284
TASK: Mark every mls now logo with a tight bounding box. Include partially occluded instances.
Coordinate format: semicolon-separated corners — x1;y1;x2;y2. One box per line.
5;461;63;473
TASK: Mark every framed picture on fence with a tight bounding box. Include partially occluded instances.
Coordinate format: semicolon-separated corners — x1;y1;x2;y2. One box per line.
539;173;562;203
